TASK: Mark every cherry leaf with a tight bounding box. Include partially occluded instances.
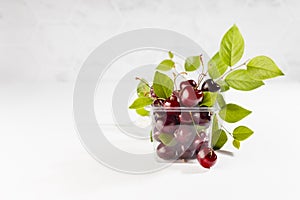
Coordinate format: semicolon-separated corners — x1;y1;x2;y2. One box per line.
219;103;251;123
219;24;245;66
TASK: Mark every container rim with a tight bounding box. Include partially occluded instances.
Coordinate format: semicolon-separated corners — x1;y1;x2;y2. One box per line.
150;106;218;112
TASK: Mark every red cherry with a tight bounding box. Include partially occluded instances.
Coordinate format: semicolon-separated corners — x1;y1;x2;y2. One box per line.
194;89;204;102
197;147;217;169
157;143;176;160
192;132;207;151
179;86;203;107
180;80;197;90
178;112;193;124
174;125;195;144
150;86;157;97
164;97;180;108
152;99;164;107
189;111;211;127
155;116;178;133
163;96;180;116
179;149;196;159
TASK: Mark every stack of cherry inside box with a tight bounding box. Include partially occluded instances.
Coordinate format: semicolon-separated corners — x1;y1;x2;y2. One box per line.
152;79;220;168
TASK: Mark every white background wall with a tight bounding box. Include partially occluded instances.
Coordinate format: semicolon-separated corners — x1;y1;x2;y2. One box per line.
0;0;300;83
1;1;300;200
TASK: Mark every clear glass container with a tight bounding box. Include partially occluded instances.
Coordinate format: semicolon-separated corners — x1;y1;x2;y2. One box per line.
151;106;217;161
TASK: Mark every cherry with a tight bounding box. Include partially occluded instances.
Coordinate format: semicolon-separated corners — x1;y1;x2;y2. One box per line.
179;86;204;107
178;112;193;124
174;125;195;144
180;79;197;90
164;97;180;108
197;147;217;168
201;79;221;92
155;114;179;133
163;95;180;116
195;140;209;154
192;132;207;151
157;143;176;160
152;99;164;107
179;149;196;159
193;112;211;127
150;86;157;98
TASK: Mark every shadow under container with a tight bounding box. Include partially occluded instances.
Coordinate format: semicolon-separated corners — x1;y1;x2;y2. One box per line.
151;106;218;161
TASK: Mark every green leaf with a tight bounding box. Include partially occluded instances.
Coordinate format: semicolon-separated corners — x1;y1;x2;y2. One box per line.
219;24;245;66
184;56;201;71
219;103;252;123
136;107;150;116
156;59;175;71
208;52;228;79
129;97;153;109
216;93;226;108
212;129;228;150
246;56;284;80
150;130;153;142
232;139;240;149
216;79;230;92
137;78;150;97
168;51;174;59
225;69;264;91
233;126;254;141
153;71;174;99
158;133;177;146
200;92;217;107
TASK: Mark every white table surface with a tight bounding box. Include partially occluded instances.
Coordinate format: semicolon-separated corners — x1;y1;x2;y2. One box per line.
0;81;299;200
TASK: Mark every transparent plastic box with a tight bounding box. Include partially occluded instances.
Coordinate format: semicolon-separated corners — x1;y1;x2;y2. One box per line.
151;106;218;161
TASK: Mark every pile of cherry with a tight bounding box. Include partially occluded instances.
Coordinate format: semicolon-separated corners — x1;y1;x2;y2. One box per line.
151;79;220;168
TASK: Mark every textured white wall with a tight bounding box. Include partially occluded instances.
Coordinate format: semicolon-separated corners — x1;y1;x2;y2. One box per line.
0;0;299;83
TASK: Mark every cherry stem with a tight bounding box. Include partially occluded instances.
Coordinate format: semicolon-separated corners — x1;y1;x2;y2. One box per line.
199;54;205;74
196;54;207;89
173;68;188;90
221;125;233;137
197;71;207;89
135;77;150;88
189;111;201;137
215;59;250;82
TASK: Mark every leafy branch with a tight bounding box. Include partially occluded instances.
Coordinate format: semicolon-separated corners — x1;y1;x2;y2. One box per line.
209;24;284;150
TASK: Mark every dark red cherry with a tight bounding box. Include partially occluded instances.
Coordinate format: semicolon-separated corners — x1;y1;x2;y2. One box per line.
155;114;179;133
175;144;188;158
152;99;164;107
179;149;196;159
174;125;195;144
201;79;221;92
194;89;204;103
192;132;207;151
179;86;204;107
180;79;197;90
189;111;211;127
178;112;193;124
163;96;180;116
150;86;157;98
164;97;180;108
197;147;217;168
195;140;209;154
156;143;176;160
